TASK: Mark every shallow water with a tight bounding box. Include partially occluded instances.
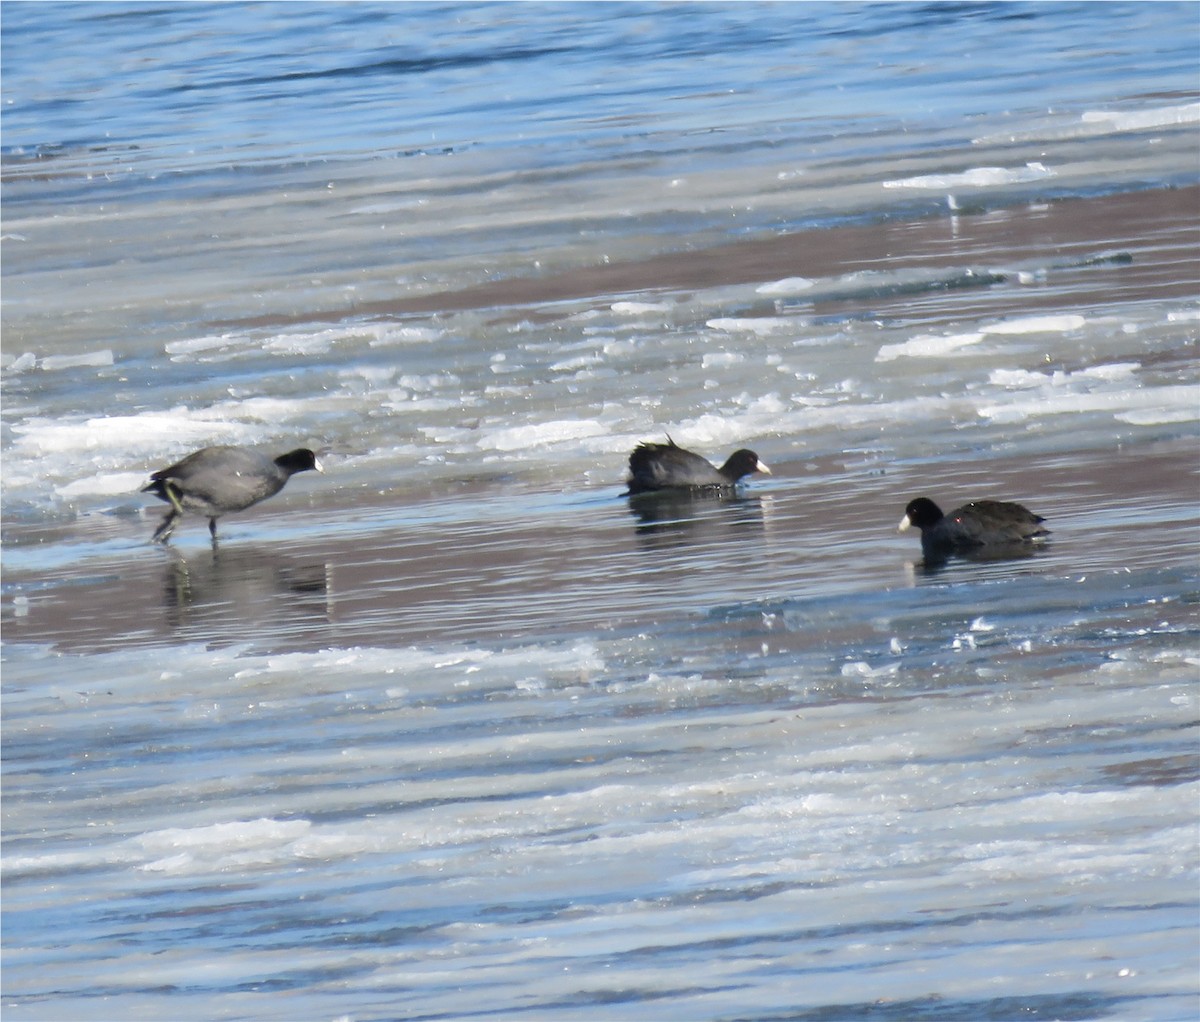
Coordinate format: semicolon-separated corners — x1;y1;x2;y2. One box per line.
3;3;1199;1021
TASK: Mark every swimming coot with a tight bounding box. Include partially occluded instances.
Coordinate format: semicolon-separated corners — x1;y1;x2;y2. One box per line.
625;436;770;495
899;496;1049;559
143;446;321;543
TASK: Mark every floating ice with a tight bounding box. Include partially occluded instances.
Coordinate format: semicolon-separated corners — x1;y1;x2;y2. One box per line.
675;393;786;448
882;162;1055;190
368;324;442;345
138;818;313;874
980;381;1195;425
348;198;429;215
756;277;815;296
56;471;150;499
39;349;114;371
707;317;795;336
1166;309;1200;323
875;332;983;362
481;419;609;452
701;351;745;369
551;353;605;372
164;334;238;356
840;661;899;679
164;323;437;363
1116;407;1198;426
611;301;673;315
3;351;37;372
1080;102;1200;133
982;314;1086;335
11;412;254;456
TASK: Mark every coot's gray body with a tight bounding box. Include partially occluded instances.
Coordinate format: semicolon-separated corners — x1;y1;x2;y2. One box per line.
143;445;321;543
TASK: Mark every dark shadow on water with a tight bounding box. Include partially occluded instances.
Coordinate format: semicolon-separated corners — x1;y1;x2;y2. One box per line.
160;544;331;635
625;491;766;548
914;541;1052;577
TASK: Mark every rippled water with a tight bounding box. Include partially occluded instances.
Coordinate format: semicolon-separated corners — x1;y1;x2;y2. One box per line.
3;3;1199;1020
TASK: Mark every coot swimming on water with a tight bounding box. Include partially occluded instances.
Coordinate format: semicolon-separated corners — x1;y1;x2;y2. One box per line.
143;445;321;543
899;496;1049;560
625;436;770;495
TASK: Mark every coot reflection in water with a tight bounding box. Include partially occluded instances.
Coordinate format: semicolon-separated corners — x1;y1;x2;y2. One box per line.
626;491;768;548
160;544;331;638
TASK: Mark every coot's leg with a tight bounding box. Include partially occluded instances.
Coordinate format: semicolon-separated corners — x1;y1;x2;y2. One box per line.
208;518;219;543
152;509;180;544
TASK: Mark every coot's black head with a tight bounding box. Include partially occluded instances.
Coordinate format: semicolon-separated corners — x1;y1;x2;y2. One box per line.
275;448;323;475
720;449;771;482
899;497;944;532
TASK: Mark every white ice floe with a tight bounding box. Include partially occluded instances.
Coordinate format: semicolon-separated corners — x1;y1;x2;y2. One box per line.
480;418;610;452
3;351;37;372
11;412;255;457
707;317;796;336
366;324;443;346
1166;309;1200;323
755;277;815;296
875;332;984;362
611;301;673;315
982;314;1086;335
988;363;1140;390
56;471;152;499
164;334;239;356
1116;407;1199;426
138;818;313;874
701;351;745;369
882;162;1055;190
980;379;1196;425
39;349;114;371
165;323;438;362
1080;102;1200;134
235;642;606;696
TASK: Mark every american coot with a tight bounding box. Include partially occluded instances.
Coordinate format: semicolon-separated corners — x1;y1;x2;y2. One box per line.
143;446;322;543
899;496;1049;560
625;436;770;495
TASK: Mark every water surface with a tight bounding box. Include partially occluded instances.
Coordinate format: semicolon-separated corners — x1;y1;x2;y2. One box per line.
3;4;1198;1020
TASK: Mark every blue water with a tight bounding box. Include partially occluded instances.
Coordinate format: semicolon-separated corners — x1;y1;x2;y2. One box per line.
3;2;1195;186
3;4;1198;1021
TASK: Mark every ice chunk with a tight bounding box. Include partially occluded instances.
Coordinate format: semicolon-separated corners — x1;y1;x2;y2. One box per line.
611;301;673;315
12;412;252;456
701;352;745;368
1080;102;1200;133
164;334;237;356
876;332;983;362
883;162;1055;190
707;317;795;335
980;382;1195;424
56;471;149;499
39;350;114;370
983;314;1086;335
481;419;608;452
4;352;37;372
1116;407;1198;426
756;277;815;296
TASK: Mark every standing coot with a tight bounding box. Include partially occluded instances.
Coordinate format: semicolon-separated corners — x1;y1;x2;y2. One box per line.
625;436;770;495
143;445;322;543
899;496;1049;560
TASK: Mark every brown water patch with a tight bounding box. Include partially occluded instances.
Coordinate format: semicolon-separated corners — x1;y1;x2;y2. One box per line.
222;185;1200;329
